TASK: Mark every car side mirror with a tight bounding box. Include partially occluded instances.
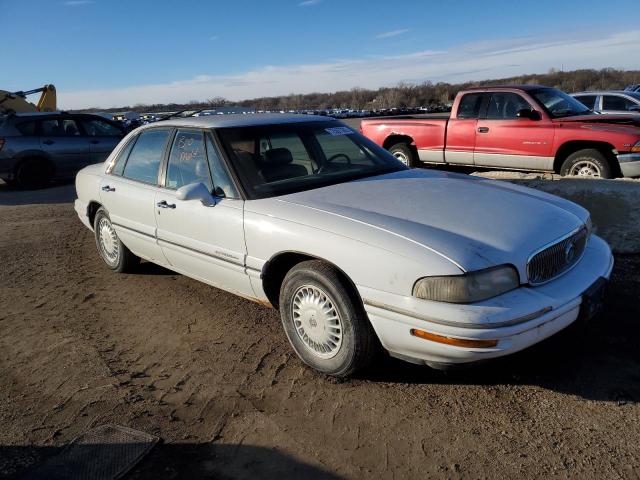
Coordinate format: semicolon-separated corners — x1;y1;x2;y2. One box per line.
176;182;217;207
516;108;541;120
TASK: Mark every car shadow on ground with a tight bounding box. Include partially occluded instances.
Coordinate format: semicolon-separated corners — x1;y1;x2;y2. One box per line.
356;255;640;405
0;443;342;480
0;180;76;206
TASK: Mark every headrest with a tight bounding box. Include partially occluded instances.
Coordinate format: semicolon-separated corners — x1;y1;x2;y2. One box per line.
264;148;293;165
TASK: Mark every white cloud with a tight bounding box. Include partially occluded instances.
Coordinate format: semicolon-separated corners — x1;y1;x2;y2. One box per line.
298;0;321;6
59;29;640;109
63;0;94;5
376;29;411;39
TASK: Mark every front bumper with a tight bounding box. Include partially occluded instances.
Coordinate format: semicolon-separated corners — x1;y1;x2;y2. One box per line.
360;234;614;366
617;153;640;178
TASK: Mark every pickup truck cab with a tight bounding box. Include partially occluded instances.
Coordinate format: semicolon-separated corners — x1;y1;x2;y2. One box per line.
361;85;640;178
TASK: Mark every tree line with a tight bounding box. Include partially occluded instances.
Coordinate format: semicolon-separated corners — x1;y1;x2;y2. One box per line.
79;68;640;113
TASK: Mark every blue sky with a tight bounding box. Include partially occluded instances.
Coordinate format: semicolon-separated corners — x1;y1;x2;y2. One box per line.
2;0;639;108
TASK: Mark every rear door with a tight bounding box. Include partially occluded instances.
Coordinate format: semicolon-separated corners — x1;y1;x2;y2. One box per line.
39;116;91;176
474;92;555;171
79;116;125;163
154;129;252;296
445;92;485;165
99;127;172;263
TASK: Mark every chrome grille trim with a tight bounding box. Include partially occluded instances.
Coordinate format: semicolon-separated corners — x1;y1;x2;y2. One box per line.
527;226;589;285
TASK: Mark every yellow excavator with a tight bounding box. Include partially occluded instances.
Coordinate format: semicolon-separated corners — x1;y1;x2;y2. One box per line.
0;84;57;114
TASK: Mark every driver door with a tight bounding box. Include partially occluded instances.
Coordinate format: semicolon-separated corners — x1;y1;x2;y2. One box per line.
154;129;253;297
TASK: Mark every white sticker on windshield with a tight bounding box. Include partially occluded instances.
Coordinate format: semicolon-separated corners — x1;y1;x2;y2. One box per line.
325;126;354;136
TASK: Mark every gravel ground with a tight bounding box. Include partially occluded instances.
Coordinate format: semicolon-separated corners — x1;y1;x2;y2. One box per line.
0;181;639;479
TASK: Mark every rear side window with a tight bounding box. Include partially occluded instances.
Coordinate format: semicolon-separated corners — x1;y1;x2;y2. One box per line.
457;93;484;119
41;118;81;136
122;129;171;184
15;121;37;136
575;95;597;109
81;118;123;136
602;95;636;111
166;130;211;190
109;137;136;176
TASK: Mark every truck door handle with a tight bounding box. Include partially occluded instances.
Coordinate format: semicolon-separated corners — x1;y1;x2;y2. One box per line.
43;139;55;145
101;185;115;192
477;127;489;133
157;200;176;209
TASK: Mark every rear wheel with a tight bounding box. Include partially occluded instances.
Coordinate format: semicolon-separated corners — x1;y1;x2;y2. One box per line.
94;208;139;273
15;158;53;189
279;260;379;377
560;149;612;179
388;142;416;167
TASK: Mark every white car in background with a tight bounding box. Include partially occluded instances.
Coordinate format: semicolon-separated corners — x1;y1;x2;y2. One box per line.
74;115;613;377
572;91;640;115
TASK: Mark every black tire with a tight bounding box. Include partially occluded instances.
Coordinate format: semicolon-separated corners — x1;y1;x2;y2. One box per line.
279;260;379;377
388;142;416;168
93;207;139;273
560;149;612;179
15;158;53;189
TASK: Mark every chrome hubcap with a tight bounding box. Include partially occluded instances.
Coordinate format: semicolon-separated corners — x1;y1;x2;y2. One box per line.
98;217;119;264
292;285;343;359
569;160;601;177
393;151;410;166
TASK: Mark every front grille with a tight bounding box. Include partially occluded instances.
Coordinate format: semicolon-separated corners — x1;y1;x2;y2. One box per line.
527;227;588;285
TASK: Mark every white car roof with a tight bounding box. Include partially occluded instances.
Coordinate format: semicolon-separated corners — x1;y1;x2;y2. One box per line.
145;113;334;130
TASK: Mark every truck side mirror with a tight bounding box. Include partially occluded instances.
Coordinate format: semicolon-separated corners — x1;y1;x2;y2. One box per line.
516;109;541;120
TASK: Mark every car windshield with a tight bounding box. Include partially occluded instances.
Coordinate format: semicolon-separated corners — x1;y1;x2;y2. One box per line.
530;88;592;118
217;121;407;199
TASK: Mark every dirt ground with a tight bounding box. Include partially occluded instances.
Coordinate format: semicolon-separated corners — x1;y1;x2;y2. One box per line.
1;181;639;480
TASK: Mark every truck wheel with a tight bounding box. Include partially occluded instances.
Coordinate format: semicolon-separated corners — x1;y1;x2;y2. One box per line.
388;143;416;167
560;149;612;179
279;260;379;377
15;158;53;189
94;207;139;273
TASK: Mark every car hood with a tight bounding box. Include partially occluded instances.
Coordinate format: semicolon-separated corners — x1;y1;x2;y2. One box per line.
276;169;588;275
554;114;640;128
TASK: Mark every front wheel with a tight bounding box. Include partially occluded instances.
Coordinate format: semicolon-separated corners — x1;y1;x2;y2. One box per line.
94;208;139;273
560;149;612;179
388;142;416;168
15;158;53;189
279;260;379;377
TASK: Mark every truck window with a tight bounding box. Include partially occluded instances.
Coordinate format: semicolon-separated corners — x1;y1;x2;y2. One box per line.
486;93;532;119
457;93;484;119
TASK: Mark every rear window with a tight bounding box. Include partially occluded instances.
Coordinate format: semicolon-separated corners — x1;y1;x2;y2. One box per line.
457;93;484;119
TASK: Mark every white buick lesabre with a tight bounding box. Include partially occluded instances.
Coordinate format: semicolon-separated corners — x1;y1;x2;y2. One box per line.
75;114;613;377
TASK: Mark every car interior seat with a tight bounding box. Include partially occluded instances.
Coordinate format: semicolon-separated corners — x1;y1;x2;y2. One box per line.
261;148;307;183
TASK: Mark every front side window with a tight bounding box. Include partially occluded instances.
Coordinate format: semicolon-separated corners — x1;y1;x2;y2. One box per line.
486;93;532;119
81;118;123;136
166;130;211;190
602;95;636;111
40;118;81;136
122;128;170;184
205;134;239;198
457;93;484;119
218;122;405;199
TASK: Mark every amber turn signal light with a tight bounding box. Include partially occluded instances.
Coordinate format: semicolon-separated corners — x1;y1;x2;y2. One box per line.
410;328;498;348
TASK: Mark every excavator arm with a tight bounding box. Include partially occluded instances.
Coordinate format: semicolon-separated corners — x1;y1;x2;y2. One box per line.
0;84;57;114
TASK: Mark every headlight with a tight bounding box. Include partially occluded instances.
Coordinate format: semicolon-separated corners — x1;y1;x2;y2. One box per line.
413;265;519;303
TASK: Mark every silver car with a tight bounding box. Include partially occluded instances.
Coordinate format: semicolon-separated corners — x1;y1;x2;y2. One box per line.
0;112;125;188
572;91;640;115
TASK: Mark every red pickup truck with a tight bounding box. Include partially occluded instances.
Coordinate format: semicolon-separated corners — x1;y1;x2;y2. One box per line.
361;85;640;178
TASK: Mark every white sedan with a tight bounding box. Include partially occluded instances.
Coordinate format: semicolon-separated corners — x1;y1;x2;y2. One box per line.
74;114;613;377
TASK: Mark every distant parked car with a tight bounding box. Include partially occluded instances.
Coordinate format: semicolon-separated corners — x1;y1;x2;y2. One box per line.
572;91;640;115
625;84;640;93
0;112;125;188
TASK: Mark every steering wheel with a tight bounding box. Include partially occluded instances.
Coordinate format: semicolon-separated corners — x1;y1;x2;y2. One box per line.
318;153;351;173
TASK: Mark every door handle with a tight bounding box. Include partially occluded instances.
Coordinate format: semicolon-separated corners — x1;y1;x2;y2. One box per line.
43;139;55;145
101;185;115;192
157;200;176;209
477;127;490;133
